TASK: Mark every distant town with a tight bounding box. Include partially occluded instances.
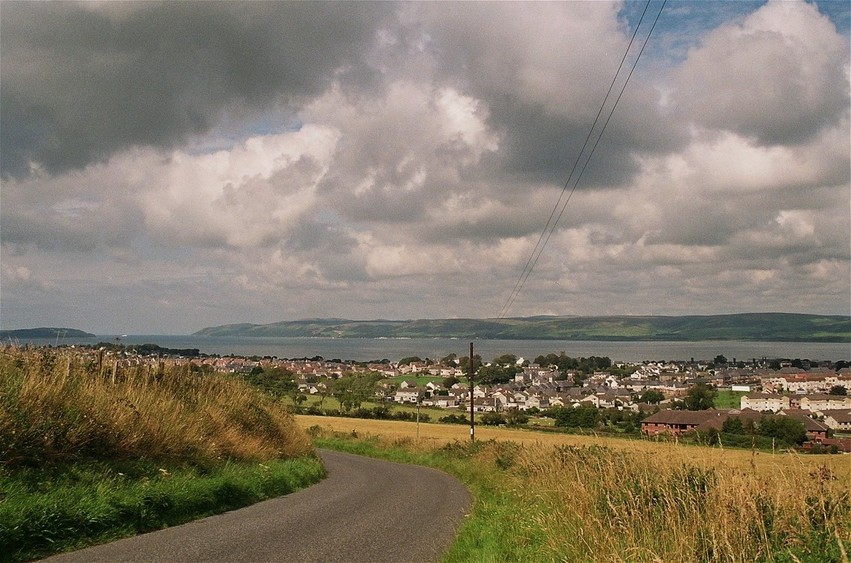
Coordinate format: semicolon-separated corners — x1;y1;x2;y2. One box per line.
14;341;851;453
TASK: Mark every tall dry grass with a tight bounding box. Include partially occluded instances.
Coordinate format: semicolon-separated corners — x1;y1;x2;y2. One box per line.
0;346;312;467
509;443;850;561
307;417;851;562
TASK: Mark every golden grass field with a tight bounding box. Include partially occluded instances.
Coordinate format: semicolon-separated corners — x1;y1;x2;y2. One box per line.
296;414;851;479
301;414;851;561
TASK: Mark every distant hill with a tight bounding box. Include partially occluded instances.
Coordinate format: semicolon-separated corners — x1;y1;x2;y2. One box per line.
194;313;851;342
0;327;96;339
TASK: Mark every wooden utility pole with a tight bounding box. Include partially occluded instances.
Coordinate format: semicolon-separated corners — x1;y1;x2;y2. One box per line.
469;341;475;442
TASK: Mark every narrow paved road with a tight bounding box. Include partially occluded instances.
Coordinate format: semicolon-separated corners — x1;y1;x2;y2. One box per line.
44;450;471;562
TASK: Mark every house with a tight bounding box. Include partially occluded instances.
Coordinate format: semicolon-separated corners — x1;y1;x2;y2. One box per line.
465;397;497;413
394;387;424;404
821;409;851;432
422;395;456;408
775;374;830;394
581;391;631;409
472;385;491;399
640;409;729;436
425;381;446;393
740;393;790;413
491;389;509;409
799;394;851;412
807;437;851;453
826;374;851;392
524;394;549;410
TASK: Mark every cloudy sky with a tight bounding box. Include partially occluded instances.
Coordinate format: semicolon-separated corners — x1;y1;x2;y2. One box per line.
1;0;849;335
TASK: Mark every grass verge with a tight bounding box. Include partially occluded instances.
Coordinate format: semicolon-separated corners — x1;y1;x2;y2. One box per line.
0;456;325;562
310;425;851;563
0;346;323;562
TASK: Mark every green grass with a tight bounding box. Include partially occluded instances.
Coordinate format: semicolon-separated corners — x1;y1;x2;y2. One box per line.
715;390;747;409
0;456;325;562
285;394;451;417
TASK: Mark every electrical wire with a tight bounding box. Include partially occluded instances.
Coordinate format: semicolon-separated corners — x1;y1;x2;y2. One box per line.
498;0;667;319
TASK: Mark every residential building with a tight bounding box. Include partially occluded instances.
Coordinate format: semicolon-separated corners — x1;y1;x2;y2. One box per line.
740;393;790;413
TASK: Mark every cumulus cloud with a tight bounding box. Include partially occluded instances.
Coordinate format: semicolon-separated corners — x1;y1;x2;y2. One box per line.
0;0;848;333
673;0;849;145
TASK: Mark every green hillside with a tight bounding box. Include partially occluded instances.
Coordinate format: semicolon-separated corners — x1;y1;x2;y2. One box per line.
194;313;850;342
0;327;95;339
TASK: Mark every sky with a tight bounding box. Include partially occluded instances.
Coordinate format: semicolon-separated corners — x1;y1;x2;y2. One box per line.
1;0;849;335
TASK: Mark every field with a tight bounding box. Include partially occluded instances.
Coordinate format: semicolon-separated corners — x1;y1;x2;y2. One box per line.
297;414;851;475
302;415;851;562
715;389;748;409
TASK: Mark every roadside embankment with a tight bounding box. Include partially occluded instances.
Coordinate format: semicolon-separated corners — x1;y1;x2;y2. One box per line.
0;346;322;562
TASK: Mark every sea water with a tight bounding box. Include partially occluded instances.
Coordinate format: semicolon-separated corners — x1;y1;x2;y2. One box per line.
9;335;850;363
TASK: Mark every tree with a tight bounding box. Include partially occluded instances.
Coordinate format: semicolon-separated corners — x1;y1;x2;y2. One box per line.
332;372;382;412
442;375;460;388
458;354;482;373
758;415;806;446
552;405;600;428
503;407;529;426
639;389;665;404
493;354;517;366
440;353;458;365
722;417;745;434
243;366;296;399
681;383;717;410
477;363;521;385
829;385;847;396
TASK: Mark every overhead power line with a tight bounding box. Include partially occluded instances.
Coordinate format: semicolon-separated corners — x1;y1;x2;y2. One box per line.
498;0;667;319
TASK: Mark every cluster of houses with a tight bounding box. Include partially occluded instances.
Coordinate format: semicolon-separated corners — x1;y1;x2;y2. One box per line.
31;345;851;451
389;372;638;413
639;371;851;452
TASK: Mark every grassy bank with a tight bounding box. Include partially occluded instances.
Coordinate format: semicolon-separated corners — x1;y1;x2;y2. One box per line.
306;417;851;562
0;346;321;561
0;457;324;562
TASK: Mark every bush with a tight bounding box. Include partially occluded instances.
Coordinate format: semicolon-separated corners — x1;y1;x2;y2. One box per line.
551;406;600;429
440;414;470;425
480;412;505;426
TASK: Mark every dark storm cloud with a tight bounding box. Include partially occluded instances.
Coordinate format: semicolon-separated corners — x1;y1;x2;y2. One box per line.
0;1;390;177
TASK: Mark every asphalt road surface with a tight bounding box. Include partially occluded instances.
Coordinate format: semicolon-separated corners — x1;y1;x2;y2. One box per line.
44;450;472;563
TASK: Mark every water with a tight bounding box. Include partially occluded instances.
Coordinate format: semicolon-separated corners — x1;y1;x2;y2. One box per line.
8;334;850;363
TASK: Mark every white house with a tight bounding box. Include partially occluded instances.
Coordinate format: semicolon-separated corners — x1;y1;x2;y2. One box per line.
740;393;790;413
